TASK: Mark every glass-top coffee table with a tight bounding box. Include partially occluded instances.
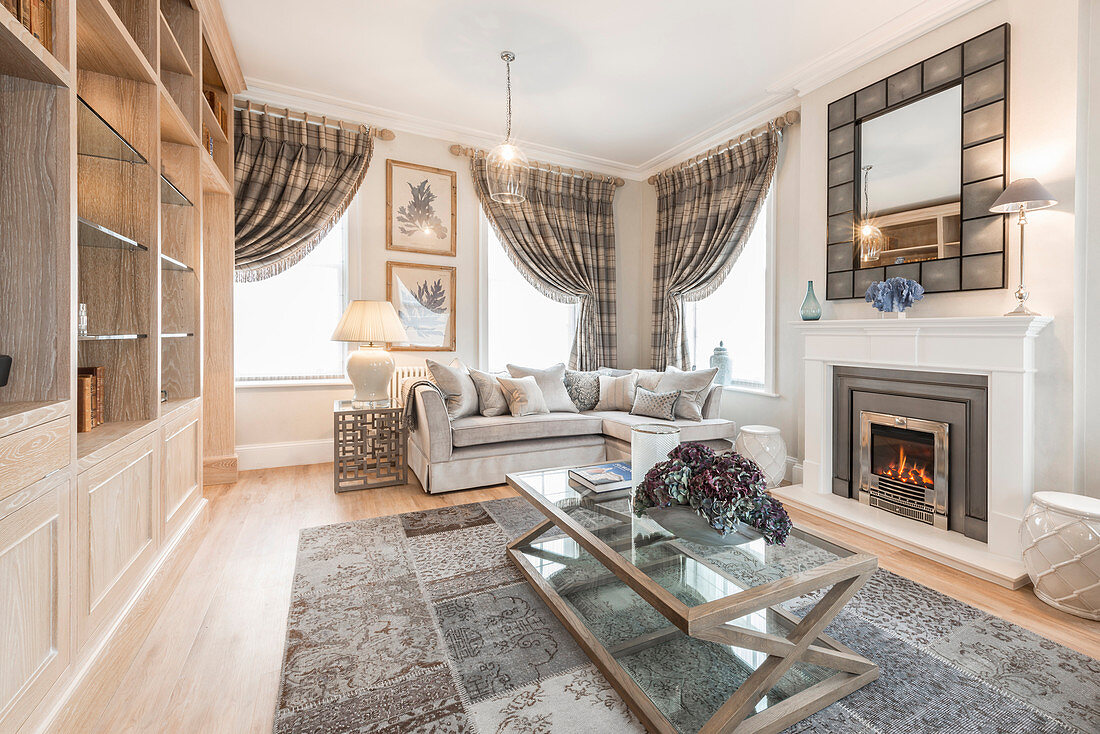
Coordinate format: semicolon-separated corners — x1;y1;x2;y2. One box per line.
505;467;879;734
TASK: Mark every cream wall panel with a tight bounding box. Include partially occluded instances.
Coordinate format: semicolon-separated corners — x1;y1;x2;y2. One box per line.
76;433;157;645
0;476;70;732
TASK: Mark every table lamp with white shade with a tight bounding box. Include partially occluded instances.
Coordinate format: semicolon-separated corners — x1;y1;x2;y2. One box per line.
331;300;409;407
989;177;1057;316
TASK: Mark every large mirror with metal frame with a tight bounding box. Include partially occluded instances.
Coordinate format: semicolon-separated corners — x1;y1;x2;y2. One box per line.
825;24;1009;301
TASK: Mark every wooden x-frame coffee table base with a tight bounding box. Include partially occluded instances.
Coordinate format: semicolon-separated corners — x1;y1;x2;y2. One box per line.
506;518;880;734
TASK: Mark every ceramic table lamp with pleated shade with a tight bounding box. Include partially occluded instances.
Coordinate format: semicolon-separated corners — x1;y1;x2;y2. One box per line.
331;301;409;406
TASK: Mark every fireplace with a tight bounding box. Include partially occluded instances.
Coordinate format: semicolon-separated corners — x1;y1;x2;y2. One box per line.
859;411;949;529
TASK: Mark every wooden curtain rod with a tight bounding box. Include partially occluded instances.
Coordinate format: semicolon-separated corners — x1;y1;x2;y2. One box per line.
646;109;800;185
235;101;396;141
449;144;626;187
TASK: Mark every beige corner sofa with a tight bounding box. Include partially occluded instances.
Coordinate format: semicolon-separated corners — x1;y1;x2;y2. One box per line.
406;383;736;494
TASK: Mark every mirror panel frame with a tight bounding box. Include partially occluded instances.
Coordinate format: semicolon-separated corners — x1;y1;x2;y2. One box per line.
824;24;1009;301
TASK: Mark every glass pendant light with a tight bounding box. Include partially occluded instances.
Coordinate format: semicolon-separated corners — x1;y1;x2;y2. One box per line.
487;51;528;204
859;164;884;264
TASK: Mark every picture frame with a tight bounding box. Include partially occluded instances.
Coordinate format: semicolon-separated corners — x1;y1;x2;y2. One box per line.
386;261;457;351
386;159;457;257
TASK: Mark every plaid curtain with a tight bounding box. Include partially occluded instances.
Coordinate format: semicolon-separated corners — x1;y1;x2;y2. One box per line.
651;129;778;368
471;155;618;370
233;108;373;281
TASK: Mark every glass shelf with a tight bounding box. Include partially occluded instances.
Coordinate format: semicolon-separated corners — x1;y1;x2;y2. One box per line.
79;333;148;341
77;97;148;164
160;332;194;339
160;253;193;272
161;174;193;206
78;217;149;252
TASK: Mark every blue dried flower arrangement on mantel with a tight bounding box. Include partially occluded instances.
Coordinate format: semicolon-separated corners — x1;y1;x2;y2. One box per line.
865;277;925;316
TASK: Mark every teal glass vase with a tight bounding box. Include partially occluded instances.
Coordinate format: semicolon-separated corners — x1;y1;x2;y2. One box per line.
800;280;822;321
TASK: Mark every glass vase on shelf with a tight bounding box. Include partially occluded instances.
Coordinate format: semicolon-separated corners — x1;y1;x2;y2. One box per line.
800;281;822;321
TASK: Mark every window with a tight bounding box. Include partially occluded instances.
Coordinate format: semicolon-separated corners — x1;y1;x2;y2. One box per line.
234;217;347;381
685;191;773;389
485;222;577;371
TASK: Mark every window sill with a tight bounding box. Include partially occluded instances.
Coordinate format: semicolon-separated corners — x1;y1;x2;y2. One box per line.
718;384;780;399
235;378;351;390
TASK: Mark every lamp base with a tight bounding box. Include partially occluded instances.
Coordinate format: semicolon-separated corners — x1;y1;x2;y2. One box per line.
346;345;395;406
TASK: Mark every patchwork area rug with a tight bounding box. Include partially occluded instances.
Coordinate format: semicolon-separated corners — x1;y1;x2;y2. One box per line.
274;498;1099;733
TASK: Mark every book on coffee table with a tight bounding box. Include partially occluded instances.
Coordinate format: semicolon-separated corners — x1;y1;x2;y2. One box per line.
568;462;632;492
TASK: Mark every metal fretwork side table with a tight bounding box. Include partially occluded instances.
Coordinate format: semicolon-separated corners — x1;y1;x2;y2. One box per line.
333;400;407;492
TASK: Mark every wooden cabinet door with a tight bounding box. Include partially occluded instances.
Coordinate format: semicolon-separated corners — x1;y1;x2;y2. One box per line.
76;432;158;647
161;402;202;541
0;475;70;731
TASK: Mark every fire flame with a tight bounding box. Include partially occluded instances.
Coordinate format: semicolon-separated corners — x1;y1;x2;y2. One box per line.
879;445;934;489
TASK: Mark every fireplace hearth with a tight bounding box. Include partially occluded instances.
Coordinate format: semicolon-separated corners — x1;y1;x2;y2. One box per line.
859;411;949;529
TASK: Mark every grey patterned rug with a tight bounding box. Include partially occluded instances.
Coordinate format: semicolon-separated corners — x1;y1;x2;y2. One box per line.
274;498;1099;733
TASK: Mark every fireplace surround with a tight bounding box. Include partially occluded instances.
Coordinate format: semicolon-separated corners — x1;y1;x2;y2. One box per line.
781;316;1052;588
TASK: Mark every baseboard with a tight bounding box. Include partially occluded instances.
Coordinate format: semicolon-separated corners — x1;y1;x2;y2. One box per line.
786;457;803;485
203;454;238;485
236;438;333;471
27;496;208;733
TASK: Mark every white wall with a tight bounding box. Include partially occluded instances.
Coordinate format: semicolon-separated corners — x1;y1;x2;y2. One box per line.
235;126;647;469
237;0;1091;494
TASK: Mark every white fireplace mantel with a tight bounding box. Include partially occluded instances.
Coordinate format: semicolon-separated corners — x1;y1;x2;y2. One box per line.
775;315;1053;588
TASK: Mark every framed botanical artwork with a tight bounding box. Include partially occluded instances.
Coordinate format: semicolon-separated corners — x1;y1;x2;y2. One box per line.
386;159;457;256
386;261;457;351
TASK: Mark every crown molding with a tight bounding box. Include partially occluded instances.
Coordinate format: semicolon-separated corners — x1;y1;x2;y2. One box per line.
242;0;993;182
766;0;994;96
241;78;646;181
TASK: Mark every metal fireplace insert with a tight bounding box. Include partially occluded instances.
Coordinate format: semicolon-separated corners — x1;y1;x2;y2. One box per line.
859;411;949;529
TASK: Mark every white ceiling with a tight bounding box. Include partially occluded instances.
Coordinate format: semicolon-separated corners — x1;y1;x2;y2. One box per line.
223;0;987;176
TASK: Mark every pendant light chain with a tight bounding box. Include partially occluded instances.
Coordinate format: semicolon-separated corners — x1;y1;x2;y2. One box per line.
503;51;514;142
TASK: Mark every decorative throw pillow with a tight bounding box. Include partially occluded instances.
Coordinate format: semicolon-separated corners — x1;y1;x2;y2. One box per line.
425;359;479;419
594;372;638;411
496;375;550;417
630;387;681;421
597;366;632;377
564;370;600;412
506;363;578;413
633;369;663;392
468;367;508;417
656;367;718;421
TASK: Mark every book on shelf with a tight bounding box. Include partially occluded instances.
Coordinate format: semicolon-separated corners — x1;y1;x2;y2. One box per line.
11;1;52;52
77;374;93;432
78;366;105;428
568;461;633;492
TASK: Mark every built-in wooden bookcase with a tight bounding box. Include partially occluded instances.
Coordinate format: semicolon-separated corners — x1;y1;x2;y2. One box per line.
0;1;242;729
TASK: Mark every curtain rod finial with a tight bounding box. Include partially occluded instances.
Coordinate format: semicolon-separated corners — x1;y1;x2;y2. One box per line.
376;128;396;141
449;143;464;156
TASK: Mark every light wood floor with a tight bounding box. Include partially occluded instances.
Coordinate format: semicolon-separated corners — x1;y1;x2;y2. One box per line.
48;464;1100;733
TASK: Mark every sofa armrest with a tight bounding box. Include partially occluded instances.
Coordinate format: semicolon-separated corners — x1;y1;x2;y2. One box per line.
701;384;724;420
410;385;452;462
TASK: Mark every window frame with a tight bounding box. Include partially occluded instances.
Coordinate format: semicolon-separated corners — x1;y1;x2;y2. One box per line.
685;190;778;398
233;211;351;386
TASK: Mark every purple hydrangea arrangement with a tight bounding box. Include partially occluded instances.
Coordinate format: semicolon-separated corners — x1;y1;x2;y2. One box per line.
632;442;793;545
865;277;925;314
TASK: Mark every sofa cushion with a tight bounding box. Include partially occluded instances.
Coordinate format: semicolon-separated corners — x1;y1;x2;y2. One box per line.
450;412;605;447
656;367;718;421
564;369;600;412
630;387;680;421
469;367;508;417
595;372;638;411
506;363;578;413
497;375;550;417
589;410;737;444
426;359;479;419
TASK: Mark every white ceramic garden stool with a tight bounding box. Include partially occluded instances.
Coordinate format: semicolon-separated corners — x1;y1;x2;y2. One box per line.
1019;491;1100;620
734;425;787;489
